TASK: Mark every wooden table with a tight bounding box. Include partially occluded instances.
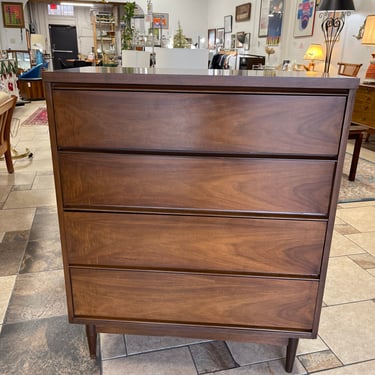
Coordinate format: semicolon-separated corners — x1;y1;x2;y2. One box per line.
43;68;358;373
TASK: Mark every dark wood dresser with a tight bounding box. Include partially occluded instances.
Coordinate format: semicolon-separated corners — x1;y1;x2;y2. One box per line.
43;68;358;372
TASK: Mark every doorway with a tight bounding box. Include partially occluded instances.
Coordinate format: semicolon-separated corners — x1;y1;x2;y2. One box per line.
49;24;79;70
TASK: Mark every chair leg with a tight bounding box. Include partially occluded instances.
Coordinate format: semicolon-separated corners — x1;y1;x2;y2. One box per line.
349;132;363;181
4;149;14;173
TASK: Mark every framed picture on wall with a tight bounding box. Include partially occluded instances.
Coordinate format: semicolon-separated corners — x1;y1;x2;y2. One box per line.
224;33;232;49
266;0;284;45
293;0;316;37
258;0;271;37
235;3;251;22
245;33;251;50
231;34;236;48
216;28;225;47
152;13;169;29
224;15;232;33
2;2;25;28
208;28;216;50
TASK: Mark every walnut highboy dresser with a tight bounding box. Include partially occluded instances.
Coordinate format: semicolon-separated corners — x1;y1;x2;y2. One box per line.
43;68;358;372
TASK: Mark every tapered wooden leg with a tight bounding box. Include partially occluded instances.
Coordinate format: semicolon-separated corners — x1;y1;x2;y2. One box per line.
285;338;299;373
5;149;14;173
86;324;97;359
349;132;363;181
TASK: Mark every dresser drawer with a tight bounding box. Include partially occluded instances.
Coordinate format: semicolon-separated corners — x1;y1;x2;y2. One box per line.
64;212;326;276
53;90;345;156
70;268;318;331
60;152;334;215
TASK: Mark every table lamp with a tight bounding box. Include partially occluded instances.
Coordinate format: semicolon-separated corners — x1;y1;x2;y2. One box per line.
362;15;375;84
304;44;324;71
318;0;355;74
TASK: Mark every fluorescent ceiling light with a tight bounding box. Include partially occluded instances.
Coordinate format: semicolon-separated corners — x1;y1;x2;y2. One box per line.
61;2;94;6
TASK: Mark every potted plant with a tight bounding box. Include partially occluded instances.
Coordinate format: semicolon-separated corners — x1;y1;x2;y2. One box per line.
121;2;136;50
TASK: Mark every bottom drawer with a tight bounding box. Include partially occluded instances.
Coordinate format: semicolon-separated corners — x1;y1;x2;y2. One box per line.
71;268;318;331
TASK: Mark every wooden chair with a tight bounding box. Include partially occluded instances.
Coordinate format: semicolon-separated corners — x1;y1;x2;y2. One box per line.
337;62;362;77
0;95;17;173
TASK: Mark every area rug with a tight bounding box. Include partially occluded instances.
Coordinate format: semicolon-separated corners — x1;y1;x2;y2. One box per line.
339;153;375;203
21;107;48;126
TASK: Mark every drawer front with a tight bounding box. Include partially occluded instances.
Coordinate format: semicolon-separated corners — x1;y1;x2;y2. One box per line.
60;153;334;215
64;212;326;276
53;90;345;156
71;268;318;331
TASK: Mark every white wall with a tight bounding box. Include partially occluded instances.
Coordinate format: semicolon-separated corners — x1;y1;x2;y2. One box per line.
0;0;28;51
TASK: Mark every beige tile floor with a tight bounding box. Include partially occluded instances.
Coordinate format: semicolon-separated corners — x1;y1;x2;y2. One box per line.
0;101;374;374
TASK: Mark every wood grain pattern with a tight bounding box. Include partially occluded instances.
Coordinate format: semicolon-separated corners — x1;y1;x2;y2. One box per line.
352;85;375;129
54;90;345;155
44;68;358;364
60;152;334;215
64;212;326;276
71;268;318;331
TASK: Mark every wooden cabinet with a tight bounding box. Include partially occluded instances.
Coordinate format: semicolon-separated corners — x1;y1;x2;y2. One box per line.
43;68;358;373
352;84;375;130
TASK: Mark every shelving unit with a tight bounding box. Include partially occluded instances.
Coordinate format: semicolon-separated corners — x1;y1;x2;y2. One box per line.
92;11;117;65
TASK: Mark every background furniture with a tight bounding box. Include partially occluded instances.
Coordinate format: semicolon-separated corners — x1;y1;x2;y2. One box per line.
92;11;116;61
121;50;151;68
17;63;45;100
153;48;209;69
352;84;375;141
337;64;370;179
44;68;358;373
337;62;362;77
348;124;369;181
0;95;17;173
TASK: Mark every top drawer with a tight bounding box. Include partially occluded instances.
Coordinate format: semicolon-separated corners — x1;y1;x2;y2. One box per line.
52;90;345;156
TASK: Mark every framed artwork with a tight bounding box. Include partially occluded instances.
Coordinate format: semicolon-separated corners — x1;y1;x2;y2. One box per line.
236;3;251;22
216;28;224;46
245;33;251;50
152;13;169;29
224;15;232;33
208;28;216;50
258;0;271;37
224;33;232;49
235;32;246;48
294;0;316;37
267;0;284;45
2;2;25;28
231;34;236;49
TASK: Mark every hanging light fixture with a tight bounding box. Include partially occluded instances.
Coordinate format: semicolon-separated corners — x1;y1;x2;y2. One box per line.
317;0;355;74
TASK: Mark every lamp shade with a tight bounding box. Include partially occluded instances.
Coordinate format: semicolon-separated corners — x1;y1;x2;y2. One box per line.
304;44;324;60
318;0;355;11
362;15;375;45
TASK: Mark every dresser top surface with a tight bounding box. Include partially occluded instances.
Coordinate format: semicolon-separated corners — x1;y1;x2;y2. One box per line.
43;66;359;91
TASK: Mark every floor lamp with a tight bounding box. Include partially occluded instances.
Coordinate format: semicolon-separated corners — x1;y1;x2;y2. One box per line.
318;0;355;74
